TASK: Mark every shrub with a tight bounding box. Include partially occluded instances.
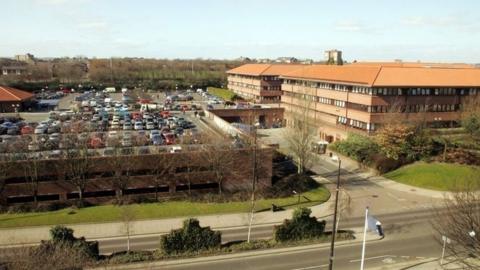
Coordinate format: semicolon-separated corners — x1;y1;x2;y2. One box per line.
160;218;221;255
330;133;379;163
369;154;405;174
263;174;320;198
274;207;326;242
46;225;99;259
50;225;76;243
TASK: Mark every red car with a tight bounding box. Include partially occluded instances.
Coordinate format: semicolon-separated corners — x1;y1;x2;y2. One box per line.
21;125;34;135
89;137;104;148
163;133;175;145
160;110;171;118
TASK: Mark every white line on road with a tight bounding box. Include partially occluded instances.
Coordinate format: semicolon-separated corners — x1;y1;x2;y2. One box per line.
291;263;329;270
349;255;395;263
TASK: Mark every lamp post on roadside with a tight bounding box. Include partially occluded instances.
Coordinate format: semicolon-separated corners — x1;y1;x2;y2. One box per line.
328;155;341;270
247;120;260;243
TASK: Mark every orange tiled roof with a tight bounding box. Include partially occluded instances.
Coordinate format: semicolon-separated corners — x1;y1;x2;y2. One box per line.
0;86;34;102
281;64;480;87
350;61;476;69
227;64;304;76
281;65;382;86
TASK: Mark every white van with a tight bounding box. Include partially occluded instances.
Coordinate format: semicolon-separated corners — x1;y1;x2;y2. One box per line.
104;87;116;93
170;146;182;153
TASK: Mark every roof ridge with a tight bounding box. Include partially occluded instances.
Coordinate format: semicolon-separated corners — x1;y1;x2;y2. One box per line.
259;64;273;75
370;66;384;87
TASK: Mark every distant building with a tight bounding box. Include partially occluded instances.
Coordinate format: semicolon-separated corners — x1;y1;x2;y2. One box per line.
227;64;303;104
275;57;298;63
324;49;343;65
1;65;27;76
14;53;35;64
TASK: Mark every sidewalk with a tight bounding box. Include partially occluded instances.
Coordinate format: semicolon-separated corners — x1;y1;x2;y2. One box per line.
0;198;334;246
370;258;465;269
317;151;452;199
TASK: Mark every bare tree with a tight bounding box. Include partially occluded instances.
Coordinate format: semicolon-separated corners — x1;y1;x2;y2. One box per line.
433;189;480;269
108;149;137;204
59;139;94;206
22;153;43;207
4;242;94;270
201;136;236;195
0;157;15;206
284;100;317;174
149;153;175;201
120;205;136;252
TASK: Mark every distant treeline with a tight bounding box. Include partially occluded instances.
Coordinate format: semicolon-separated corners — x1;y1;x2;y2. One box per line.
1;58;244;91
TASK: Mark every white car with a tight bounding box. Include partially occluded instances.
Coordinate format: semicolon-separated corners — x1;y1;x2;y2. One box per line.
107;131;118;139
146;122;155;130
34;125;47;134
134;122;143;130
111;120;120;129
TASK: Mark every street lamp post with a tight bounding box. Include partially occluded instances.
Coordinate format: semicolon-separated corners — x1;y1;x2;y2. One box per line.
247;120;260;243
328;156;341;270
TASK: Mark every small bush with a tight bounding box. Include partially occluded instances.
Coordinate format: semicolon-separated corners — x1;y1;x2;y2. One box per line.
274;207;326;242
330;133;379;163
46;225;99;259
160;218;221;255
369;154;405;174
50;225;76;243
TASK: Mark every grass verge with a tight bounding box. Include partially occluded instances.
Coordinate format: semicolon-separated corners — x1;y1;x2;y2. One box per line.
384;161;480;191
0;187;329;228
104;231;354;265
207;87;238;101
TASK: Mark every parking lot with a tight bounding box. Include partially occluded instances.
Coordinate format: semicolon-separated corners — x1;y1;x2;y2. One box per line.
0;88;226;159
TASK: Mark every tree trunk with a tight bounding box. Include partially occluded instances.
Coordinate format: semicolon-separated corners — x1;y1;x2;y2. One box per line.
78;187;84;207
155;184;159;202
33;189;38;208
218;180;222;195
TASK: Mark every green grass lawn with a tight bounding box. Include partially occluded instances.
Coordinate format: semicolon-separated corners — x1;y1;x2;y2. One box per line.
384;162;480;191
207;87;238;101
0;187;329;228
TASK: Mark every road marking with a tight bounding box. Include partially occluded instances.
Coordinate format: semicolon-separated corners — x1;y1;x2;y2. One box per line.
291;264;329;270
349;255;395;263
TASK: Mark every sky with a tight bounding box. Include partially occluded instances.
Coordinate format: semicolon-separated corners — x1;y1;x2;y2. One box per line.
1;0;480;62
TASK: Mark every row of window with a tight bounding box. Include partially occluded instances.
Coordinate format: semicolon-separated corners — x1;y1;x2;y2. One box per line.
283;79;480;96
229;82;260;90
369;104;458;113
284;92;346;108
284;92;461;113
336;117;376;131
262;86;281;91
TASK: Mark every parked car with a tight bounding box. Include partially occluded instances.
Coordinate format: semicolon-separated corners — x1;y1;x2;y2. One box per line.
21;125;34;135
134;122;143;130
34;125;47;134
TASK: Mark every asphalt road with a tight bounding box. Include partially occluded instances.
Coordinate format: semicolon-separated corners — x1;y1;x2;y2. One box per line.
98;205;439;254
103;219;439;270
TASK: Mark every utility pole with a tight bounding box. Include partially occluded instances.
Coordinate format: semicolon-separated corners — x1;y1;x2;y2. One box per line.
328;158;341;270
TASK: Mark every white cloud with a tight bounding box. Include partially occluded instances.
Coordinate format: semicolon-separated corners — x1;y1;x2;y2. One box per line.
76;21;109;32
34;0;91;5
334;20;368;32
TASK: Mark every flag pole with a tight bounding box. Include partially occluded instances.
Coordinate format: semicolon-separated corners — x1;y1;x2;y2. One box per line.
360;207;368;270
